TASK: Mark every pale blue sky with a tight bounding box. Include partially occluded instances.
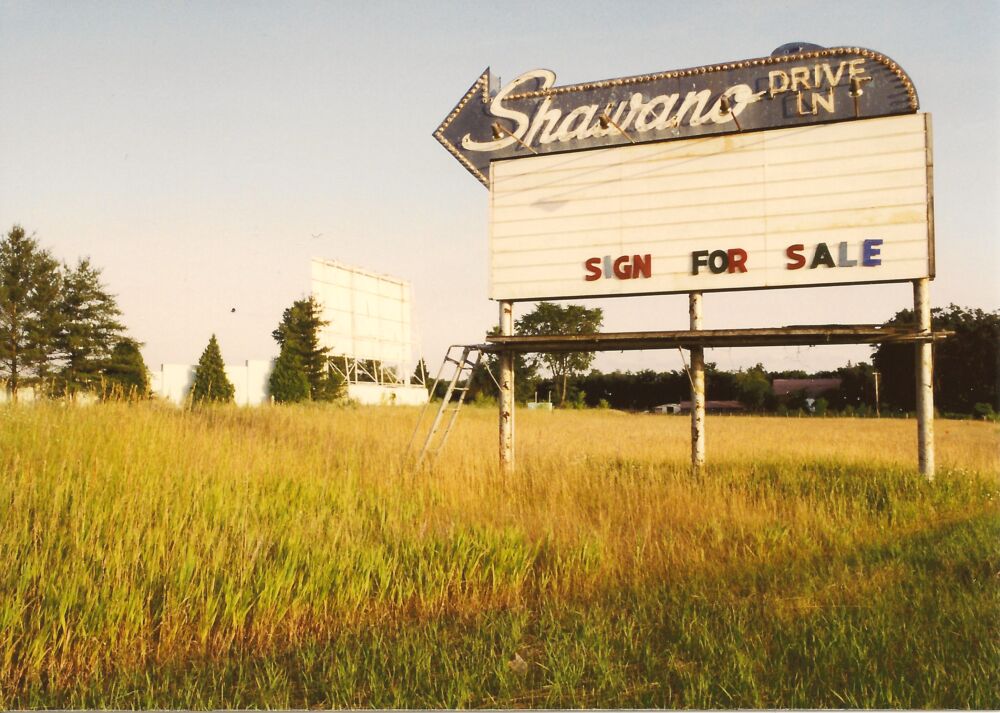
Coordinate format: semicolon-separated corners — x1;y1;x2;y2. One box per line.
1;0;997;374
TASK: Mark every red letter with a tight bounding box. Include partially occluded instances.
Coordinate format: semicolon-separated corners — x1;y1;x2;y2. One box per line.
631;254;651;279
613;255;631;279
727;248;748;273
786;244;805;270
584;257;601;281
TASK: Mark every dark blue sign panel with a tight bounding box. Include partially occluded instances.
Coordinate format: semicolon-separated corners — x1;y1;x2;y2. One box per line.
434;46;919;186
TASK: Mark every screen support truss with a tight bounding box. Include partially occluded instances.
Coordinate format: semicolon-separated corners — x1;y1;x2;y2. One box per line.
489;281;946;480
330;355;412;386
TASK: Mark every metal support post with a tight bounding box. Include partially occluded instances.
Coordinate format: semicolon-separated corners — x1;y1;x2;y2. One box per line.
689;292;705;471
499;300;515;472
914;278;935;480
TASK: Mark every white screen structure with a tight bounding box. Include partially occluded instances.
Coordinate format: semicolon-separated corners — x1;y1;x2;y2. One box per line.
489;113;933;301
310;259;415;376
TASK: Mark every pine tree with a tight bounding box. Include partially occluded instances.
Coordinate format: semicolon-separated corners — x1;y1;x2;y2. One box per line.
101;338;149;400
319;362;345;400
191;334;234;404
412;358;429;385
54;258;125;397
272;296;334;400
268;343;310;403
0;225;62;397
28;262;62;394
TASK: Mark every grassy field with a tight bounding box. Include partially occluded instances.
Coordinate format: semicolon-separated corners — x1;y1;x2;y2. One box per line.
0;402;997;708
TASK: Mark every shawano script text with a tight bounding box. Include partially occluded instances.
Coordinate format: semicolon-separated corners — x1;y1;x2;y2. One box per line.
463;60;871;153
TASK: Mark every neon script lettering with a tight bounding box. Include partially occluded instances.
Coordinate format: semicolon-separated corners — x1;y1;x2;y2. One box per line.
463;70;762;153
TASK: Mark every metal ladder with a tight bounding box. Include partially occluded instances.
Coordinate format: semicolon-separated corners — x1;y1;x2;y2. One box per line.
407;345;487;467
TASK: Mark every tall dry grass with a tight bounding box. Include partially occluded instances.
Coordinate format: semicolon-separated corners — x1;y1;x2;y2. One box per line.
0;402;997;707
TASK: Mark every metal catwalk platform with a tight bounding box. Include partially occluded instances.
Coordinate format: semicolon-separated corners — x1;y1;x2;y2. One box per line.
484;324;950;353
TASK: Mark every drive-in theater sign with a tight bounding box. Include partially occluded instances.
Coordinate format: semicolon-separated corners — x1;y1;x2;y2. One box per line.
431;44;942;478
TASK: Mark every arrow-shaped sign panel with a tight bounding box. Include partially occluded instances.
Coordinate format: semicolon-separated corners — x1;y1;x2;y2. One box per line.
434;46;918;187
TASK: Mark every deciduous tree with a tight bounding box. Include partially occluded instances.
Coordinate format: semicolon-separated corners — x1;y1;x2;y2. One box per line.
732;363;772;411
515;302;603;406
873;304;999;414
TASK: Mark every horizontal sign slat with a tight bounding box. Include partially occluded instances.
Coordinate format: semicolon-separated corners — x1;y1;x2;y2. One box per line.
489;114;932;300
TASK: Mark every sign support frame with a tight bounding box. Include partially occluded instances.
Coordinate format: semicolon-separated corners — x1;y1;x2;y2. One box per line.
435;46;938;481
914;278;935;480
486;315;946;478
499;300;515;472
689;293;706;472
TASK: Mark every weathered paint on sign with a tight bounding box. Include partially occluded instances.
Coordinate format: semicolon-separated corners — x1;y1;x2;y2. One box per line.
488;113;933;301
436;46;919;186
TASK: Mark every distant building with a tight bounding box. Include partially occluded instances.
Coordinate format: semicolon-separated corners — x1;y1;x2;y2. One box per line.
655;400;745;414
772;378;842;399
150;360;272;406
148;257;430;408
526;401;554;411
0;385;40;404
148;358;430;407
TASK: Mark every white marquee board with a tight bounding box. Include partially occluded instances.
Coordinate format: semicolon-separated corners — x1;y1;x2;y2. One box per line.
310;258;414;368
489;113;933;301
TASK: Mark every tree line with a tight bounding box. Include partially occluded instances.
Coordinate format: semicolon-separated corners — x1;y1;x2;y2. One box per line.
455;301;998;418
0;224;345;405
6;224;995;414
189;296;345;404
0;225;146;400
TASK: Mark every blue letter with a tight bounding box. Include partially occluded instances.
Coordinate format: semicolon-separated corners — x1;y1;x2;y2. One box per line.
862;239;883;267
